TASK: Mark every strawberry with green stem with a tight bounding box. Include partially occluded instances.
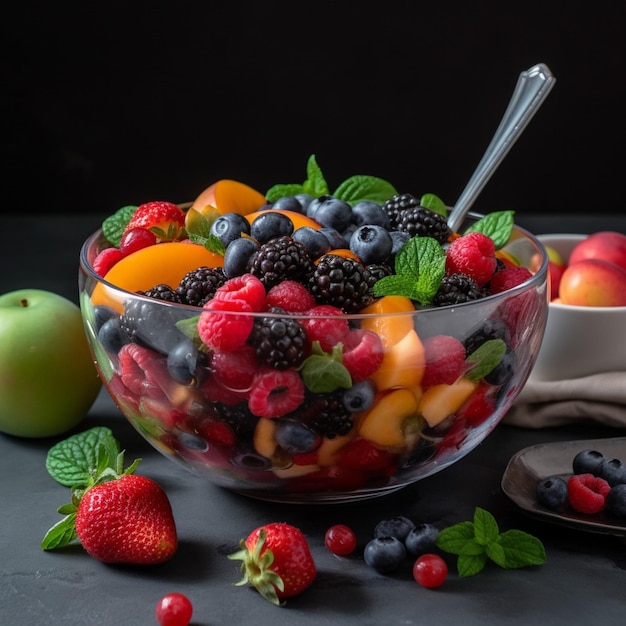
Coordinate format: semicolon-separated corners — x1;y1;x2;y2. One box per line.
228;522;317;606
41;426;178;565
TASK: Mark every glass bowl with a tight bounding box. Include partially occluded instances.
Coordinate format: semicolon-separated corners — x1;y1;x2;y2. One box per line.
79;213;549;503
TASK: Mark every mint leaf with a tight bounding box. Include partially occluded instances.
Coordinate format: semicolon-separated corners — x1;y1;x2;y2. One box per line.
436;507;546;577
464;210;515;249
420;193;448;217
184;207;226;255
45;427;120;488
300;343;352;393
41;512;78;550
472;507;500;545
465;338;506;382
497;529;547;568
266;154;330;202
334;175;398;206
102;205;137;247
373;274;424;300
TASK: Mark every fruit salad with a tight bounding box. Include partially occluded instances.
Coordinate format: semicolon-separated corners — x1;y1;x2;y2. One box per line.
79;155;548;502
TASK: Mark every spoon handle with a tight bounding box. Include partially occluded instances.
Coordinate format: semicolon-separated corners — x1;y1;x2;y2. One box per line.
446;63;556;233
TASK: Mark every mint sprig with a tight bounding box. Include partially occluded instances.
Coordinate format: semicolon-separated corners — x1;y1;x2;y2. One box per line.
464;210;515;250
265;154;398;206
184;207;227;255
102;205;137;247
300;342;352;393
41;427;141;551
464;338;507;382
373;236;446;304
436;507;546;577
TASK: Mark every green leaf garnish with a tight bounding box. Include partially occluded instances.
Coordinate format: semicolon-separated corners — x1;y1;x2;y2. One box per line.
102;205;137;247
300;342;352;393
266;154;330;202
333;175;398;206
373;236;446;305
464;210;515;250
42;427;142;551
420;193;448;217
436;507;546;577
464;338;507;382
184;207;226;255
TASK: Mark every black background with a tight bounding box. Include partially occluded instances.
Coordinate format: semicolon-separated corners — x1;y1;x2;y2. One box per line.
3;2;625;216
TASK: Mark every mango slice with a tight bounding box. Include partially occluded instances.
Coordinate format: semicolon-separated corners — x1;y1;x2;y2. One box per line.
419;377;477;427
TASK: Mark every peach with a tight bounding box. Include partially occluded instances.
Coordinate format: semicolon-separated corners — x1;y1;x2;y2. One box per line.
568;231;626;272
418;377;477;427
559;258;626;306
191;179;267;216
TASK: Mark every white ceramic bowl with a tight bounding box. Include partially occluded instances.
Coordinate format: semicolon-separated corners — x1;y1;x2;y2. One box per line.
531;234;626;381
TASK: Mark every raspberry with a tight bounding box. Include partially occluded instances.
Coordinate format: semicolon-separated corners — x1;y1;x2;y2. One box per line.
489;266;532;294
421;335;466;387
248;368;305;418
92;247;125;277
213;273;266;312
123;200;186;242
118;343;168;399
446;232;497;287
300;304;350;353
195;417;237;448
341;328;384;382
457;381;496;427
264;280;316;312
197;298;254;352
210;344;258;392
567;473;611;514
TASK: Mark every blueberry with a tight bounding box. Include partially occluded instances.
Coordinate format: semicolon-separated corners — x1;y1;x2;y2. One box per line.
349;224;393;265
536;475;568;508
306;194;330;219
363;536;406;573
596;458;626;486
374;515;416;542
177;431;209;452
249;210;294;244
272;195;304;213
292;226;331;260
97;316;128;355
572;449;605;475
167;338;209;386
341;379;376;412
274;418;320;454
295;193;314;213
94;304;118;332
351;200;390;228
309;196;353;232
223;237;260;278
606;484;626;517
405;523;440;556
390;230;411;255
231;446;273;470
210;212;251;247
319;226;349;249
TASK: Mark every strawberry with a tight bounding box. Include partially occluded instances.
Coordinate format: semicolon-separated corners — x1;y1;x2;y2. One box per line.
122;201;186;242
76;474;178;564
42;426;178;566
228;522;316;605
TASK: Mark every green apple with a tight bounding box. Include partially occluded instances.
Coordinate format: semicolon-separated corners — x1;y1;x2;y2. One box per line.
0;289;102;438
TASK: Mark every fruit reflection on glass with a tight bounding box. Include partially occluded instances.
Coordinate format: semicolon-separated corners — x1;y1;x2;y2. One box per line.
79;156;548;502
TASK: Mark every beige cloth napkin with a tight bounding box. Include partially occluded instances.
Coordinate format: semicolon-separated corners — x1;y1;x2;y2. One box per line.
504;371;626;429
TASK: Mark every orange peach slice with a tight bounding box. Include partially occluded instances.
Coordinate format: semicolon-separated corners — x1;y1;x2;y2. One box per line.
418;377;477;427
92;242;223;312
360;295;417;348
191;179;267;216
369;328;425;391
357;388;421;450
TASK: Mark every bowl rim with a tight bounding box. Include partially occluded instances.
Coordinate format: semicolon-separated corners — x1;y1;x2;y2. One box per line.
79;210;550;318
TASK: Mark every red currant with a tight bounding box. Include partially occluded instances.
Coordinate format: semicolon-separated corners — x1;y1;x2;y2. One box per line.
120;227;157;255
325;524;357;556
412;554;448;589
155;592;193;626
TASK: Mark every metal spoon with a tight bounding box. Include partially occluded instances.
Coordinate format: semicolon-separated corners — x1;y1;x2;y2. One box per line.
446;62;556;233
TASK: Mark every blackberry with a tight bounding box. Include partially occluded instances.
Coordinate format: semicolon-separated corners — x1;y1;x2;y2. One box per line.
366;263;393;292
309;254;374;313
176;266;227;306
464;317;511;356
250;236;314;290
432;273;485;307
139;283;182;303
382;193;421;230
289;392;354;438
395;206;452;244
247;307;307;370
215;401;259;441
